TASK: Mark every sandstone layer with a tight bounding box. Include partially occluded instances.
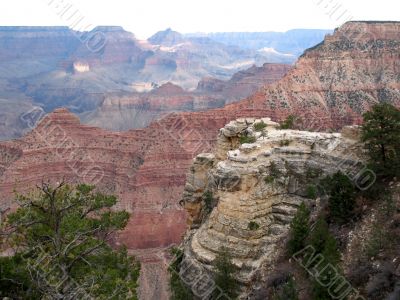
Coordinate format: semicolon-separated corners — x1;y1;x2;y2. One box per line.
0;20;399;254
0;21;399;299
180;118;367;297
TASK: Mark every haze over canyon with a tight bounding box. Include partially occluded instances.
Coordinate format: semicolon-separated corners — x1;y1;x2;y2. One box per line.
0;26;330;139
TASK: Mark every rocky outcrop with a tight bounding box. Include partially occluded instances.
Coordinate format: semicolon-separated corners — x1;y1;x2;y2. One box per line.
180;118;367;297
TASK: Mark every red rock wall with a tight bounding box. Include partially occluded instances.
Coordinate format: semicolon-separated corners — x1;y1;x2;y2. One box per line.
1;21;400;253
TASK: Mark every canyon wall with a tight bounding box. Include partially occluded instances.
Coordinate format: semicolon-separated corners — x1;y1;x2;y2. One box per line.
226;21;400;130
180;118;367;298
0;20;399;299
0;20;399;255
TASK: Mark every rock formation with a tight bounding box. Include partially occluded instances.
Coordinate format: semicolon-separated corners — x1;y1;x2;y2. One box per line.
0;20;399;298
180;118;367;297
83;63;291;130
0;25;304;140
225;21;400;130
0;20;399;254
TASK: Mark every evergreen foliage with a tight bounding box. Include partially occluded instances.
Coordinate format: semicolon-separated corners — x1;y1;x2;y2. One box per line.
0;183;140;299
211;248;239;299
168;248;193;300
324;171;357;223
288;202;311;255
361;103;400;179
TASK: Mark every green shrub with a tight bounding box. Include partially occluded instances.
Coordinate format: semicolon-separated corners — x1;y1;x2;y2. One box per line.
324;171;356;224
248;221;260;230
254;121;267;131
365;222;388;258
0;254;39;299
212;248;239;299
279;139;291;147
288;202;310;255
169;248;194;300
309;218;340;263
239;135;256;144
1;183;140;299
306;185;317;200
264;175;275;184
202;191;214;213
305;167;322;179
270;162;281;178
310;219;341;299
279;115;297;129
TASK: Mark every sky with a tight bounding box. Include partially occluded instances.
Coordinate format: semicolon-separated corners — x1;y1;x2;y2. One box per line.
0;0;399;39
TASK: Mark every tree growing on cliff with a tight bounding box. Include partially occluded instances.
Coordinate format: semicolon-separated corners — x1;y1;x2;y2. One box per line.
308;218;341;300
1;182;140;299
361;103;400;179
288;202;311;256
212;248;239;299
324;171;357;224
309;218;337;258
168;247;194;300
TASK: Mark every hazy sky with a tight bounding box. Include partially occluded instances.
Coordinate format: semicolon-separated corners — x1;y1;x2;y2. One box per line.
0;0;398;39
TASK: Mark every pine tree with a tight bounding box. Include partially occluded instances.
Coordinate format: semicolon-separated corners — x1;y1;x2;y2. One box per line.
361;103;400;179
212;248;239;299
168;248;193;300
288;202;311;255
326;171;356;224
309;217;331;256
309;218;341;300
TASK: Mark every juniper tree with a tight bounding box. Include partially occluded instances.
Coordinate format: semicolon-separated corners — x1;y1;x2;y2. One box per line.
361;103;400;179
325;171;356;224
212;248;239;299
1;182;140;299
288;202;311;255
309;218;341;300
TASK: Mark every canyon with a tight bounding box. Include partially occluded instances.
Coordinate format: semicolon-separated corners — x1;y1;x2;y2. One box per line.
82;63;291;130
0;26;324;140
0;21;399;298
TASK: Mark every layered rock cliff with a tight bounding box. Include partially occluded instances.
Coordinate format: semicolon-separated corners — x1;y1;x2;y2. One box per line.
0;20;399;256
0;20;399;298
180;118;366;297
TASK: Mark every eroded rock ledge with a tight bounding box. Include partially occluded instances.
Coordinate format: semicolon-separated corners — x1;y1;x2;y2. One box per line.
180;118;366;297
